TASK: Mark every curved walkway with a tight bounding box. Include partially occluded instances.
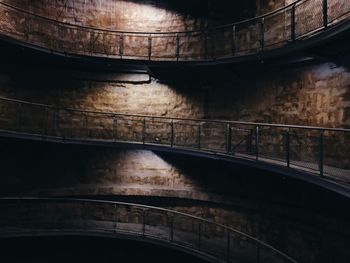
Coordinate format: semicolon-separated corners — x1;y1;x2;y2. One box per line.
0;0;349;63
0;197;297;263
0;96;349;192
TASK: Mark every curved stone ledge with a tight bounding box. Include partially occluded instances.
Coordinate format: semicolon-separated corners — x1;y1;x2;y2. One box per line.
0;197;297;263
0;0;349;62
0;96;349;189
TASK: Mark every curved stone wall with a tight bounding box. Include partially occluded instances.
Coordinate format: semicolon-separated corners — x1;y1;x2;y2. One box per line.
0;139;349;263
1;0;208;32
1;0;258;32
0;0;349;61
0;62;349;127
0;61;349;179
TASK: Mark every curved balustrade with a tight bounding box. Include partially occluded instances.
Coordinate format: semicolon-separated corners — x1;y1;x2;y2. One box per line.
0;0;349;62
0;197;297;262
0;96;349;186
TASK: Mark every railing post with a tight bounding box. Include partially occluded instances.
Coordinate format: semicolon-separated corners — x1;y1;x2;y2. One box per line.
62;109;68;140
45;106;50;136
255;126;259;160
260;18;265;51
256;244;261;263
114;204;118;233
247;129;253;154
112;115;117;141
176;34;180;61
211;30;216;60
323;0;328;28
83;202;87;230
226;230;231;262
89;31;95;54
142;209;146;236
319;132;324;177
169;215;174;242
119;33;124;58
291;4;296;41
198;123;201;149
142;118;146;144
148;34;152;60
17;199;23;229
226;123;232;154
286;130;290;167
231;25;236;56
54;108;59;138
198;222;202;251
84;113;89;138
170;120;174;147
204;31;208;59
17;103;22;131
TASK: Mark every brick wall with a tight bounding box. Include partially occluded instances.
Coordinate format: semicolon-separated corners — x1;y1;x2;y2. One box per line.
0;139;349;262
0;62;348;127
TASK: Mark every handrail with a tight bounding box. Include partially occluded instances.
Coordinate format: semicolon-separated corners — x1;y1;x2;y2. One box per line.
0;0;305;35
0;95;349;183
0;0;349;61
0;96;349;132
0;197;298;262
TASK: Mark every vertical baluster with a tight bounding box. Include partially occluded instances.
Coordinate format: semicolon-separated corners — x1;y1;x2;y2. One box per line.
231;25;236;56
247;128;254;154
119;33;124;58
83;201;87;230
55;107;60;138
45;106;50;137
176;34;180;61
226;123;232;154
170;120;174;147
17;102;22;131
198;123;201;149
286;129;290;167
148;34;152;60
198;222;202;251
114;204;118;233
256;126;260;161
211;30;216;60
291;3;296;41
112;115;117;141
260;18;265;51
84;113;89;138
18;199;23;229
89;31;94;54
226;230;231;262
204;31;208;59
63;109;68;140
319;131;324;177
169;214;174;242
142;118;146;144
142;209;146;236
323;0;328;28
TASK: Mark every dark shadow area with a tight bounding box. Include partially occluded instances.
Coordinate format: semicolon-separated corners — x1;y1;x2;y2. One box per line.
0;235;208;263
0;137;350;262
100;0;257;23
0;137;349;220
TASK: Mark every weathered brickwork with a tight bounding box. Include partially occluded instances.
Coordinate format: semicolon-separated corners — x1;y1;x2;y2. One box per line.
0;139;349;263
1;0;209;32
1;0;348;60
0;62;349;173
0;1;349;262
206;63;350;128
1;62;348;127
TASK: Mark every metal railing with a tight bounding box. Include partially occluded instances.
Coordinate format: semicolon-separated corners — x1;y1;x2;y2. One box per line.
0;197;297;263
0;0;349;61
0;96;349;184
